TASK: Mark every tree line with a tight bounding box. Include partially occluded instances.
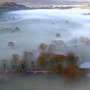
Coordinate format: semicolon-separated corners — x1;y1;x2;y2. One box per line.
0;43;86;79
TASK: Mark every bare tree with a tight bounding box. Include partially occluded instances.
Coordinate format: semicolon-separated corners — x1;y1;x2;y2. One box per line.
11;54;19;72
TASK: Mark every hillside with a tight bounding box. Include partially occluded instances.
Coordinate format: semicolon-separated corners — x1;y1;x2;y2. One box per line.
0;2;29;12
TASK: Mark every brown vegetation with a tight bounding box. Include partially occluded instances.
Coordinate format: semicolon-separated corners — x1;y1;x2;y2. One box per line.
0;42;86;80
63;66;85;79
66;52;78;66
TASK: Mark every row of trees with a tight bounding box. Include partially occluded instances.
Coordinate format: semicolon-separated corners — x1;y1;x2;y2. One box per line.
0;42;85;79
0;51;33;73
0;51;78;70
38;43;85;79
70;36;90;46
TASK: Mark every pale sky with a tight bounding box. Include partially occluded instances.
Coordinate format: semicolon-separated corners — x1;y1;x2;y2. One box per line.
0;0;90;5
1;0;90;2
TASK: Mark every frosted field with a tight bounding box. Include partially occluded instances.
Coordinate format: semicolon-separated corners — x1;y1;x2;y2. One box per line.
0;9;90;60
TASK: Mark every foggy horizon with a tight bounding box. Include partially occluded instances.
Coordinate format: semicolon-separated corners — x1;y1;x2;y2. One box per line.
0;0;90;5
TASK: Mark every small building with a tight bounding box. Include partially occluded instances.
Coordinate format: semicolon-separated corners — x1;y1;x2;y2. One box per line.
79;62;90;77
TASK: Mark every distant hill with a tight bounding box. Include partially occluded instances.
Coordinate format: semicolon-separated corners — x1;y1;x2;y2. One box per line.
0;1;90;13
0;2;29;12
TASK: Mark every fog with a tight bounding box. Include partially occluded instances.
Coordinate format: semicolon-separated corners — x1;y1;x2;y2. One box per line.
0;8;90;90
0;9;90;61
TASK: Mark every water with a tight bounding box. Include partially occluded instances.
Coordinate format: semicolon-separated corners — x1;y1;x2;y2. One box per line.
0;74;90;90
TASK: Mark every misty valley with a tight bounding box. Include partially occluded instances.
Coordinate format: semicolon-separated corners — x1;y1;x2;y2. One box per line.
0;8;90;90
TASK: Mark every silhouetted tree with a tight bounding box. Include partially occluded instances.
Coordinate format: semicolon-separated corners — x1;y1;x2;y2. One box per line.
0;59;8;69
37;53;47;68
30;61;35;68
39;43;47;52
20;51;32;72
47;44;55;53
52;64;62;74
11;54;19;72
66;52;78;66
